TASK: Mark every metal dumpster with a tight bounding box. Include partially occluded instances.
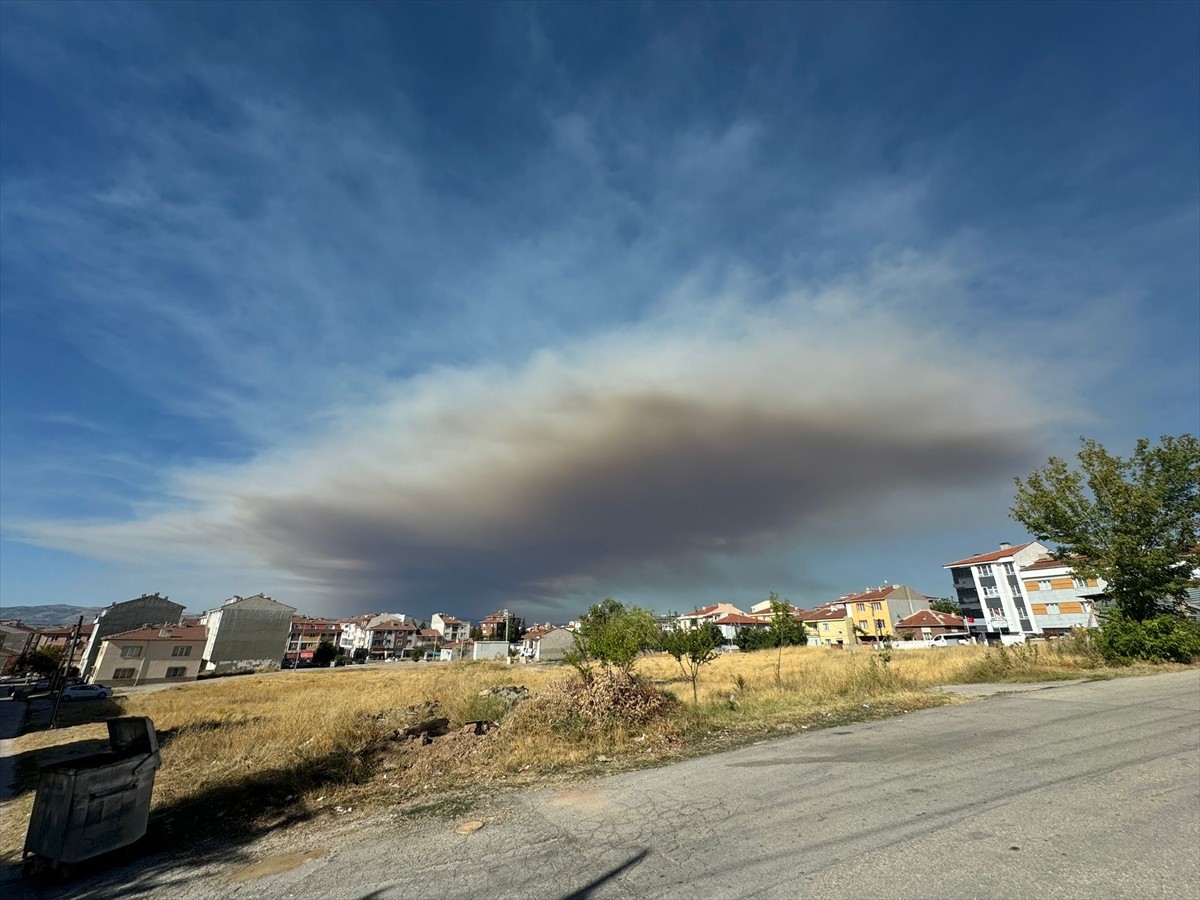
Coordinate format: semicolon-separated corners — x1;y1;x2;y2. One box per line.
22;717;160;875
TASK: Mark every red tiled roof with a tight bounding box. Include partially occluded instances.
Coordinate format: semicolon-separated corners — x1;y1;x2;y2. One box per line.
800;607;851;622
896;610;964;629
437;616;464;625
370;619;415;631
837;587;895;603
944;542;1035;568
104;624;208;643
1023;554;1079;572
713;614;765;626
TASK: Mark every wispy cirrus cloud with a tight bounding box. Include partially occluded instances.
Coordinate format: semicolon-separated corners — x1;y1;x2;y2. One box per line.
2;2;1195;617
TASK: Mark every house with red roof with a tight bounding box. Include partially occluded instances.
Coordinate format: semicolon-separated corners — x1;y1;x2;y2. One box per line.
519;626;575;662
895;609;967;640
431;612;469;643
711;613;770;644
675;603;747;630
90;623;208;685
800;605;856;647
834;584;931;644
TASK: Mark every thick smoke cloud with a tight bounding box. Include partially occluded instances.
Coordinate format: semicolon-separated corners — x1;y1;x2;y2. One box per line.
23;300;1055;618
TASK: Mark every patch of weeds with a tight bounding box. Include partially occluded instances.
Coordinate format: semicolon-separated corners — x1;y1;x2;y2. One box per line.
398;797;473;820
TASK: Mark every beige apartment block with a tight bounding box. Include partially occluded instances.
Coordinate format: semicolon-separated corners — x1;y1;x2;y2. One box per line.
90;623;208;686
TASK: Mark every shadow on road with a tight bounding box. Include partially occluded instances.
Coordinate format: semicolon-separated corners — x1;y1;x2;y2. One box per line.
5;739;366;898
561;849;650;900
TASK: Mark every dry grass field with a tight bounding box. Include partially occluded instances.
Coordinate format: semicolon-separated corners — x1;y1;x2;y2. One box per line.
0;640;1172;863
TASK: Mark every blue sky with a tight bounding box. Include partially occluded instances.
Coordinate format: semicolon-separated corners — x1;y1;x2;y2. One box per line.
2;2;1197;621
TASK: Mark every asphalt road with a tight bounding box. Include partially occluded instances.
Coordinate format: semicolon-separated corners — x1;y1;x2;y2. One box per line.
15;671;1200;899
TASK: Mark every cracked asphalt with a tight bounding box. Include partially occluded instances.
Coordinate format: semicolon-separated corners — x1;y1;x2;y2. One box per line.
12;671;1200;899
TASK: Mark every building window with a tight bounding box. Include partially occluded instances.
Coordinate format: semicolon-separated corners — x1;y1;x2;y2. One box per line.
171;645;192;657
856;603;866;612
1038;580;1051;591
875;619;886;632
1045;603;1060;615
859;621;869;632
822;623;829;632
1073;577;1088;589
1002;563;1015;575
871;601;882;611
978;564;993;576
982;586;999;597
113;667;136;679
120;646;143;659
165;666;187;678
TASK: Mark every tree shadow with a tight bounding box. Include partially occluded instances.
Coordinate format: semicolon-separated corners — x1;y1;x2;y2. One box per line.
561;849;649;900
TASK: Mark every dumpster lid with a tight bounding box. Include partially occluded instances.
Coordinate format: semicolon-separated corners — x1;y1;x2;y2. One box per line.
107;717;159;756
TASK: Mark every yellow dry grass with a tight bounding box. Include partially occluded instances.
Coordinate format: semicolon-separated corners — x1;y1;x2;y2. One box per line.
0;642;1168;862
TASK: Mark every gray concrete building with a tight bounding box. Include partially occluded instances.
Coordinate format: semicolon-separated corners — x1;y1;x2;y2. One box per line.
79;593;186;679
199;593;295;674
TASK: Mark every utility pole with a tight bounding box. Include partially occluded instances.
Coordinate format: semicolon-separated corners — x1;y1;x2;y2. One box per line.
49;616;83;730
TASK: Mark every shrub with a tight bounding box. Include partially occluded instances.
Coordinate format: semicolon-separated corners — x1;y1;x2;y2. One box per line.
510;669;670;737
1095;614;1200;664
735;628;775;652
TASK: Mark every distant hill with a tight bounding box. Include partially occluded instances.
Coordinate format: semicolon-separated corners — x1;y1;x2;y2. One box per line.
0;604;105;627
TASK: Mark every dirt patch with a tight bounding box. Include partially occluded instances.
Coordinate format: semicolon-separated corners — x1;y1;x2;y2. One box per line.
549;789;611;811
227;848;326;883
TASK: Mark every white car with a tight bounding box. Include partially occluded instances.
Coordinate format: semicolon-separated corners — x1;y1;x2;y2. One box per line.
60;684;113;701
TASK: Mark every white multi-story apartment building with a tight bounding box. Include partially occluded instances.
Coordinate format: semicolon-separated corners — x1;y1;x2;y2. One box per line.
943;541;1050;641
430;613;469;643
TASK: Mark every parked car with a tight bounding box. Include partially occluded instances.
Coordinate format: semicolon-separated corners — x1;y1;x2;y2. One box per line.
930;633;973;647
60;684;113;701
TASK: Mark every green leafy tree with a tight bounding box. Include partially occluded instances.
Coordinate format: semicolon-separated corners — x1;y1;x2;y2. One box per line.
1012;435;1200;622
565;598;661;676
929;598;963;616
500;614;526;642
312;639;338;667
766;593;807;686
661;622;722;703
735;628;775;652
25;646;63;677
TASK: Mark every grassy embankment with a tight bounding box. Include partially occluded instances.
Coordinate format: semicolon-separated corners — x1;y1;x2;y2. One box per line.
0;640;1176;862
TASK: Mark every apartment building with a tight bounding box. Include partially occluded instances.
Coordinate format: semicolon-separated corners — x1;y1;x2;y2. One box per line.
944;541;1050;641
90;623;208;686
285;616;342;664
801;605;856;647
431;613;469;643
79;593;185;679
200;593;295;674
836;585;931;643
1020;556;1102;635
